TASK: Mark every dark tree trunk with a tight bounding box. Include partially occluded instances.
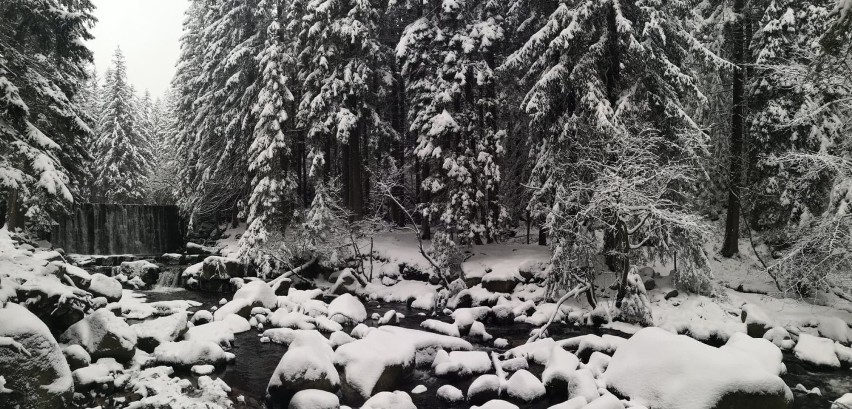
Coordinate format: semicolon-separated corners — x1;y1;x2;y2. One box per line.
348;117;364;219
420;162;430;240
722;0;748;258
5;190;25;231
601;3;622;265
538;224;547;246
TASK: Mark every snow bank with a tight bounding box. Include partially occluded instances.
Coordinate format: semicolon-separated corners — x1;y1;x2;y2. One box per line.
603;327;792;409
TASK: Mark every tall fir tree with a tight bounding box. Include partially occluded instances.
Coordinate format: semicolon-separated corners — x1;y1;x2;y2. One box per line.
0;0;95;229
92;48;154;203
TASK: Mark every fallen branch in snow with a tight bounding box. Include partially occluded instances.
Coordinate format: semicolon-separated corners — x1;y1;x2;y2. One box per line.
528;284;591;343
0;337;30;356
268;256;318;292
491;351;506;394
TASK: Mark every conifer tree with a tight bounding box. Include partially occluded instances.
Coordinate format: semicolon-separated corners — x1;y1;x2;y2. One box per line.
92;48;153;203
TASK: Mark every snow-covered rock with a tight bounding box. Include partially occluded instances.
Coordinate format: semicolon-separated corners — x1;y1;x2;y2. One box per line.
421;319;461;337
328;293;367;325
581;394;624;409
741;304;772;338
468;374;501;405
433;350;492;377
330;331;355;349
361;391;416;409
191;364;215;375
604;327;793;409
190;309;213;325
566;368;598;403
152;340;235;367
288;389;340;409
71;357;123;390
721;332;784;375
119;260;160;285
87;273;123;302
131;312;188;352
836;342;852;367
62;344;91;370
411;384;427;394
438;384;465;402
586;351;611;377
794;333;841;368
763;327;795;350
833;393;852;409
506;369;545;402
818;316;851;345
542;344;579;398
0;303;74;408
267;331;339;402
60;308;137;363
472;400;519;409
334;329;415;401
505;337;555;365
214;280;277;320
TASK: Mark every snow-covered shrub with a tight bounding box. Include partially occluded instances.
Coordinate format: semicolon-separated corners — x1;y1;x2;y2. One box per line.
429;231;463;281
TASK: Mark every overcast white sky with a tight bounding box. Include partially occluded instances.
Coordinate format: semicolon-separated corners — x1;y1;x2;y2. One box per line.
87;0;189;98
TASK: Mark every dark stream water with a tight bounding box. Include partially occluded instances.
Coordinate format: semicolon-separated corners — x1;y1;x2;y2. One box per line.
140;286;852;409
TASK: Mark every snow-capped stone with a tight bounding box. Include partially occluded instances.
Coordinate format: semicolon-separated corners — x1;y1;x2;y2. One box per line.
71;358;123;390
330;331;355;349
0;303;74;408
214;280;277;320
506;369;545;402
468;374;501;405
763;327;795;350
721;332;784;375
505;337;555;365
433;350;492;377
438;384;465;402
267;331;339;402
378;310;400;325
191;364;216;375
87;273;123;302
334;329;415;401
795;333;841;368
421;319;461;337
469;321;493;342
836;342;852;367
62;344;91;370
818;316;851;345
542;344;579;398
741;304;772;338
501;356;529;372
362;391;416;409
191;309;213;325
472;400;519;409
411;384;427;394
328;293;367;325
585;351;611;377
60;308;137;363
119;260;160;285
288;389;340;409
582;394;625;409
131;312;188;352
152;340;235;367
833;393;852;409
566;368;599;403
604;327;793;409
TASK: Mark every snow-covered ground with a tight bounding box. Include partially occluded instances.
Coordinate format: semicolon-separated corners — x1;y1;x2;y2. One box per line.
3;226;852;408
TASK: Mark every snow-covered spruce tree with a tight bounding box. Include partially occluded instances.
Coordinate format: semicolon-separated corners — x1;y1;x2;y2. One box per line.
238;0;299;276
0;0;95;229
92;48;154;204
748;0;849;233
397;0;507;244
502;0;726;299
148;93;181;204
172;0;262;229
291;0;396;218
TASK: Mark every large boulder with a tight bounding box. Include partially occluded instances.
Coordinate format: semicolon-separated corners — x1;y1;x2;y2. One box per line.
152;340;235;368
87;273;123;302
119;260;161;286
131;312;188;352
0;303;74;408
214;280;277;320
201;256;244;280
481;271;517;293
287;389;339;409
334;329;415;402
603;327;793;409
741;304;772;338
60;309;137;363
328;293;367;325
267;331;339;404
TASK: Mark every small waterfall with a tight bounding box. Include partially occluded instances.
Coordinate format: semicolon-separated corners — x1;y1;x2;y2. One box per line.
156;267;182;288
51;203;182;255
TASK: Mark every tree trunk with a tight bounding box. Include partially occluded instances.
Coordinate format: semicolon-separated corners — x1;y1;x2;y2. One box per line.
722;0;747;258
420;162;431;240
5;190;25;231
538;224;547;246
348;114;364;219
615;220;630;308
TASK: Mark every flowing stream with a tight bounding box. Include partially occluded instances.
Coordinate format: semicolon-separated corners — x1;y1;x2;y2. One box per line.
140;281;852;409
